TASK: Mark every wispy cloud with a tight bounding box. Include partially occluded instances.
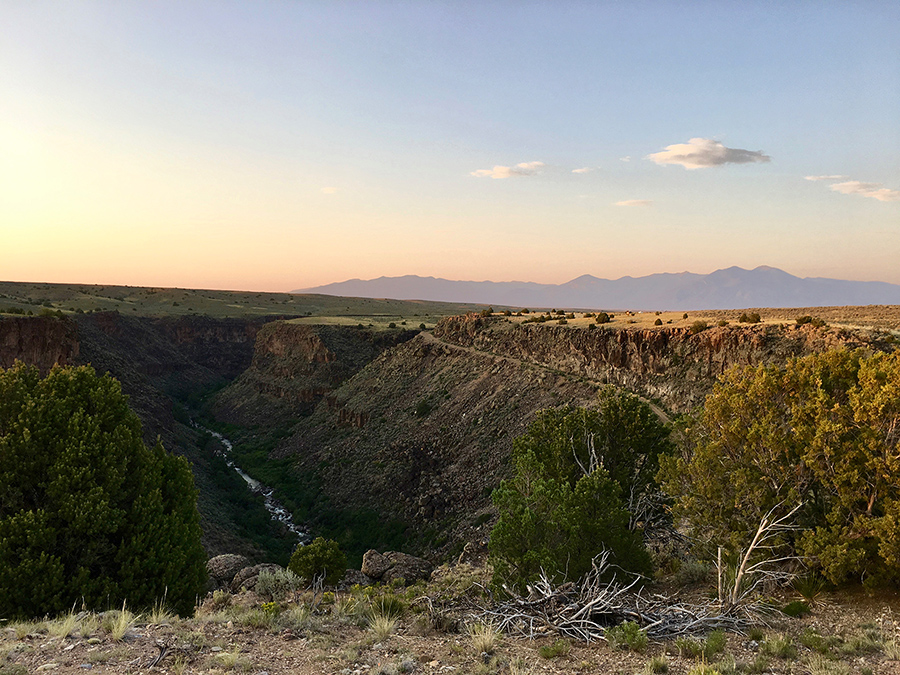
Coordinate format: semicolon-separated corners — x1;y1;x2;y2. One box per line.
572;167;592;174
804;175;847;181
320;186;338;194
647;138;770;169
615;199;653;207
471;161;544;179
619;156;631;162
829;180;900;202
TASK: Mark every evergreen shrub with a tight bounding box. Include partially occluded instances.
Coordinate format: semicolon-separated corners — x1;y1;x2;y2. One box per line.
0;363;206;618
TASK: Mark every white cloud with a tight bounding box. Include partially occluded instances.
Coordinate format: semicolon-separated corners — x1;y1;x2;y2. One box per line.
804;175;847;181
647;138;771;169
470;161;544;179
829;180;900;202
619;156;631;162
572;167;592;174
615;199;653;207
320;186;338;194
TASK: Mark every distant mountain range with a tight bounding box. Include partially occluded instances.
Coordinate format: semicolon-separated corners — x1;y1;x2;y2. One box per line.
296;266;900;311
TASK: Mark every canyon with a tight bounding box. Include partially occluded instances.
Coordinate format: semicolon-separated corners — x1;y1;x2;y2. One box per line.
1;308;896;565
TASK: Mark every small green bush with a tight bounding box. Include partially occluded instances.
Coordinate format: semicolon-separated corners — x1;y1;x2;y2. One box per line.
255;568;303;601
761;634;797;659
605;620;648;652
654;318;663;326
690;320;708;334
595;312;611;324
287;537;347;586
539;639;571;659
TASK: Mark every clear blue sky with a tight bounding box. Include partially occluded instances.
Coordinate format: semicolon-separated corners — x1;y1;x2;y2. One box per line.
2;1;898;290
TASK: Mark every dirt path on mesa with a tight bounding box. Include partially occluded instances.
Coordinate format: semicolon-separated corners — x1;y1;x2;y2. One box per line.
419;330;672;424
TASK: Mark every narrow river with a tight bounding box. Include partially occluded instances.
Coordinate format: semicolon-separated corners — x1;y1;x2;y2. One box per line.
194;422;308;542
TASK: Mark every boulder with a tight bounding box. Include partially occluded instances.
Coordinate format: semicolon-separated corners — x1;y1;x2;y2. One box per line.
340;569;375;589
361;550;391;579
381;552;434;585
231;563;282;593
207;554;251;588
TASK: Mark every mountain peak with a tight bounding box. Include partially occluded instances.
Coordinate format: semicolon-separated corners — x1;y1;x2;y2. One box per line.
296;268;900;310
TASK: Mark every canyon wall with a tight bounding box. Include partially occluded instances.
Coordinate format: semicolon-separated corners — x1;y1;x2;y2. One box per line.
433;314;891;412
270;314;895;559
0;316;79;373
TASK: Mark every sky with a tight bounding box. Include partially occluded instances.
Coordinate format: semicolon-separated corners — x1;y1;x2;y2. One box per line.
1;1;899;291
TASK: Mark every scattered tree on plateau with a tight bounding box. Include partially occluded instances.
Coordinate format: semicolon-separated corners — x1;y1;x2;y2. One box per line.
489;389;672;592
0;363;207;618
659;349;900;587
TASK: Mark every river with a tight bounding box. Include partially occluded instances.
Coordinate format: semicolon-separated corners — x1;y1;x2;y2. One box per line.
194;422;308;542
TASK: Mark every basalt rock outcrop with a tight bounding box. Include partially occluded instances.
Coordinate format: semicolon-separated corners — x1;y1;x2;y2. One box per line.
361;550;433;585
433;314;893;412
207;554;253;590
213;322;419;426
0;315;79;373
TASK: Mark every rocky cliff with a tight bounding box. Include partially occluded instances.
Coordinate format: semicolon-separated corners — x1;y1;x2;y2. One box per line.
213;322;419;426
0;315;79;373
433;314;893;412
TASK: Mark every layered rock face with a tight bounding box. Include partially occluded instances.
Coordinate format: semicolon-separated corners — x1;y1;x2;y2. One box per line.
433;314;890;412
213;322;418;426
0;316;79;373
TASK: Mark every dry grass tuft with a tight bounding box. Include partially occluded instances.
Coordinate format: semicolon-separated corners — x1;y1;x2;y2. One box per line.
467;620;501;654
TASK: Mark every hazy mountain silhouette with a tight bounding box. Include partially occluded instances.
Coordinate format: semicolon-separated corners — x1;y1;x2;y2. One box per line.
296;266;900;310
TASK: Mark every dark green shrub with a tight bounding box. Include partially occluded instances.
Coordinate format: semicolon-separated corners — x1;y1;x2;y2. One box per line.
595;312;611;324
690;320;708;334
388;322;397;328
682;313;688;319
739;312;761;323
288;537;347;585
781;600;810;617
539;639;571;658
0;363;206;618
489;390;670;592
659;349;900;586
654;318;663;326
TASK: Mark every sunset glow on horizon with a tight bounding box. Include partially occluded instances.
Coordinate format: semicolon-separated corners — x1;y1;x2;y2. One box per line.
2;2;898;292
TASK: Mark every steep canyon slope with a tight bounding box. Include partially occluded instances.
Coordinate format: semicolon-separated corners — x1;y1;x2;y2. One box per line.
249;313;895;560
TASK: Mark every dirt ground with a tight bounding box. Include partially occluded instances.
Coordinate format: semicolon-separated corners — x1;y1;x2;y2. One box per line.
5;579;900;675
